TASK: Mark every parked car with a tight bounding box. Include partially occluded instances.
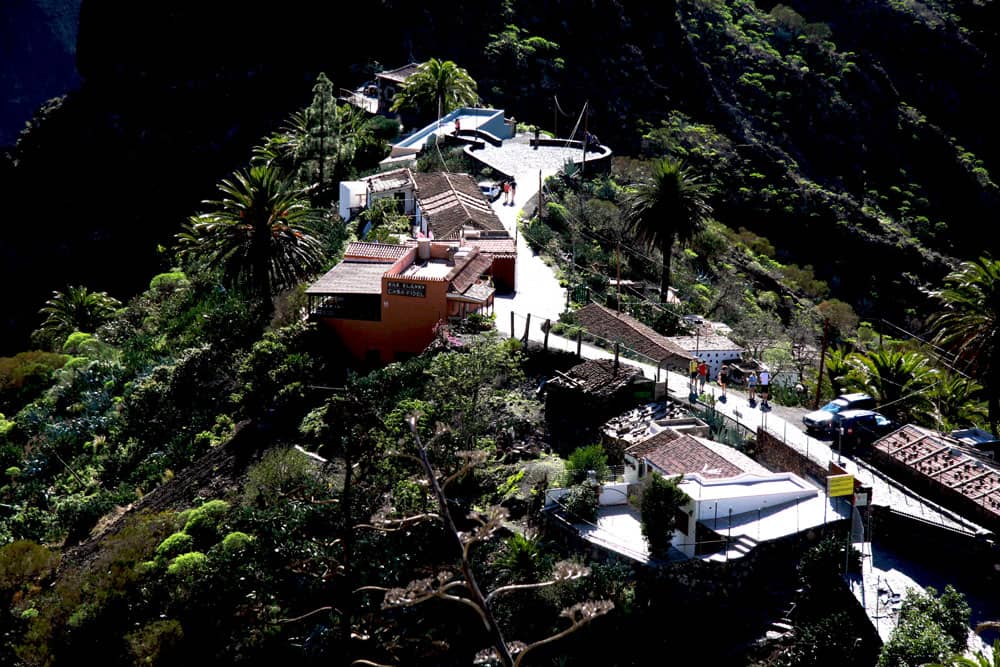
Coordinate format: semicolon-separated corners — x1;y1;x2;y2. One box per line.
832;409;895;450
479;181;501;202
802;392;876;436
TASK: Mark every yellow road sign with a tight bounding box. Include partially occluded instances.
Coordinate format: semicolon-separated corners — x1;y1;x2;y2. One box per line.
827;474;854;497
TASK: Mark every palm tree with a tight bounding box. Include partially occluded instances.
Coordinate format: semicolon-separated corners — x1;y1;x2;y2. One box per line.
390;58;478;120
930;256;1000;436
823;346;856;397
33;285;121;349
176;165;326;310
624;158;712;302
931;373;987;431
845;349;938;425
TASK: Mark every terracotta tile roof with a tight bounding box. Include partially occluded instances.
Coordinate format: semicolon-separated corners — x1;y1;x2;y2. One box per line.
626;428;682;458
469;237;516;255
573;303;693;363
344;241;410;262
414;172;505;240
376;62;422;83
306;261;387;295
638;430;745;479
448;248;494;294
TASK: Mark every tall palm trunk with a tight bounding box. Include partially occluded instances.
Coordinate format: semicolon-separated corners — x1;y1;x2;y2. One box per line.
251;214;273;312
659;233;675;303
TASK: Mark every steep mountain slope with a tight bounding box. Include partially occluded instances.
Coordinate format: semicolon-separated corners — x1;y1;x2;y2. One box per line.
3;0;998;352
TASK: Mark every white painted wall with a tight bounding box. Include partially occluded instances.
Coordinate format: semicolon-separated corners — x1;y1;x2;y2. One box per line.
545;482;630;508
339;181;367;221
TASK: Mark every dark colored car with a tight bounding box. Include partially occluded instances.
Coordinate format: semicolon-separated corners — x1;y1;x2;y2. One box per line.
802;392;876;436
832;409;895;450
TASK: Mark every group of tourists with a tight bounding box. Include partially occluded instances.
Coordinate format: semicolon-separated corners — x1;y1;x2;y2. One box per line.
689;358;770;408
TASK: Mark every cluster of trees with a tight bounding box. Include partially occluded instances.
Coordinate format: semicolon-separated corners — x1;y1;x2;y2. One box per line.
535;146;997;435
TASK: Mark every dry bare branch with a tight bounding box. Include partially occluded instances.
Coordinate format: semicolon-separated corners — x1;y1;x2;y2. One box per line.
512;600;615;667
354;513;441;532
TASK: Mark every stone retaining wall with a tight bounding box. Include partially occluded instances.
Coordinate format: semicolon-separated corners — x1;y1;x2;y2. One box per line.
755;427;827;484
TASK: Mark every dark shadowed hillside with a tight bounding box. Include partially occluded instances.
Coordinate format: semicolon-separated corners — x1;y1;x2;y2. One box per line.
3;0;998;352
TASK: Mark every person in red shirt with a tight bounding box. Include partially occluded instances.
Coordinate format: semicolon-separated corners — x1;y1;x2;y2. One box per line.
697;359;709;392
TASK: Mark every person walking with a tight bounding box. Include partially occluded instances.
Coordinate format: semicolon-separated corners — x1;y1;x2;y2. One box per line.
747;370;758;403
688;357;699;394
697;359;709;392
719;363;729;399
502;180;510;205
759;368;771;407
509;179;517;206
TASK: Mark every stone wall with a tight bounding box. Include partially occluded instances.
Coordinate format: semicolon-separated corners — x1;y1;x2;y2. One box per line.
755;427;827;483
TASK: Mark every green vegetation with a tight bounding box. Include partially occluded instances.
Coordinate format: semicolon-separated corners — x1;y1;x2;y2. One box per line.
32;286;121;351
879;586;971;667
564;444;610;485
624;157;713;302
2;3;998;664
390;58;479;119
637;473;689;558
931;256;1000;435
176;164;327;311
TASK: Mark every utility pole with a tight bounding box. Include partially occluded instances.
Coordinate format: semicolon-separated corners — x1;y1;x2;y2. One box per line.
616;240;622;312
581;101;588;178
553;96;557;139
538;170;543;222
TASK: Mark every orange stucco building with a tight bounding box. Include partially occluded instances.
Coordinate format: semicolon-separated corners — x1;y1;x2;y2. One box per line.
307;240;498;364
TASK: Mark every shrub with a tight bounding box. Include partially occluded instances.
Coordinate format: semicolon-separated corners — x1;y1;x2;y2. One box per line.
166;551;208;579
126;619;184;666
182;500;230;545
638;473;689;558
878;605;952;667
495;533;543;582
798;536;862;591
0;350;69;413
55;492;118;545
219;531;254;555
155;532;195;561
148;271;189;292
564;444;610;485
562;482;599;522
0;540;58;592
897;585;970;652
242;448;312;507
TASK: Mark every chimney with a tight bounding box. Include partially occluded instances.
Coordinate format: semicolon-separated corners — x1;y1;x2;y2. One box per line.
417;238;430;260
446;246;458;266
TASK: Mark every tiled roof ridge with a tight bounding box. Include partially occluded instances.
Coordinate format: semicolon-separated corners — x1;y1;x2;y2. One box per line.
344;241;410;260
586;303;689;358
381;272;448;283
444;172;476;227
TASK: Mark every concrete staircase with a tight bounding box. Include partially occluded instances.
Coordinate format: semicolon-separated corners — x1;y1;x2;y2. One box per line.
703;534;759;562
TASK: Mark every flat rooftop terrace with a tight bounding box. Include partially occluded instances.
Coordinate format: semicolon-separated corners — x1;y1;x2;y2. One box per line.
399;258;452;279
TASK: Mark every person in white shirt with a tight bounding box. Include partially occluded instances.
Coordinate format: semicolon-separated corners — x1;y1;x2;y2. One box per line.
759;370;771;407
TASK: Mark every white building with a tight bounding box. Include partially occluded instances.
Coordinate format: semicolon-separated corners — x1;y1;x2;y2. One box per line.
338;168;416;225
667;333;743;380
